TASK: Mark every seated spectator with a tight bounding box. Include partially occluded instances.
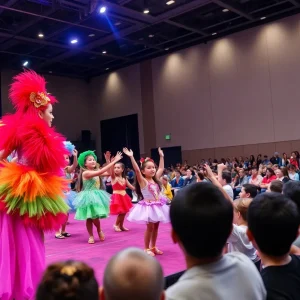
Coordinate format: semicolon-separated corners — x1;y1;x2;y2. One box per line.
182;169;196;187
283;181;300;248
290;152;299;169
228;198;260;268
101;247;164;300
260;168;276;191
161;175;173;202
267;180;283;193
239;184;258;199
247;193;300;300
232;169;249;199
36;260;99;300
262;155;270;165
275;167;290;183
249;167;263;186
171;170;184;190
166;182;266;300
270;152;281;166
218;166;234;200
288;164;299;181
282;152;290;167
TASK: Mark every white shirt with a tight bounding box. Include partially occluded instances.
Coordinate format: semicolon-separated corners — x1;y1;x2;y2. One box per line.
223;184;233;199
166;252;266;300
228;224;259;262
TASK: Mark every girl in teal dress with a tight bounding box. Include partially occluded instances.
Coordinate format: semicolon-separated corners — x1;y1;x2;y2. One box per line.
73;150;122;244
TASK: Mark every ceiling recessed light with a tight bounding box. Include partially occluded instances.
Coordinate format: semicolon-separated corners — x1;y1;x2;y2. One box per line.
143;9;150;14
260;16;266;20
212;32;217;36
148;34;154;38
166;0;175;5
38;33;44;38
70;39;78;44
89;33;95;37
222;8;229;12
102;50;107;54
106;68;109;71
165;48;169;51
23;61;29;67
99;6;106;13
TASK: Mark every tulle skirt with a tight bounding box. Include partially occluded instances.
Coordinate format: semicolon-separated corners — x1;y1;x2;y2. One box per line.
0;212;45;300
74;190;110;220
110;193;133;215
65;190;77;212
127;197;170;224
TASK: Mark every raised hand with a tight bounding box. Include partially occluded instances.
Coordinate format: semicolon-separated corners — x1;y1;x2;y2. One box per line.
123;148;133;157
104;151;111;161
72;149;78;157
113;151;123;162
158;147;164;157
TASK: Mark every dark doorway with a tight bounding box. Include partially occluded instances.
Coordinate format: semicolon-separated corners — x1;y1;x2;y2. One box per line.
100;114;140;166
151;146;182;168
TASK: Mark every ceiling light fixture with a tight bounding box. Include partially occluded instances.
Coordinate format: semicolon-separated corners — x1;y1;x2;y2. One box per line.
115;22;121;26
70;39;78;44
23;61;29;67
165;48;169;51
38;33;44;38
149;34;154;38
212;32;217;36
100;6;107;13
49;71;53;74
143;9;150;14
106;68;109;71
260;16;266;20
222;8;229;12
166;0;175;5
89;33;95;37
102;50;107;54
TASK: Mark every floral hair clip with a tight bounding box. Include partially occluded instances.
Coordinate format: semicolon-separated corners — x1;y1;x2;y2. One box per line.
140;157;154;166
29;91;50;108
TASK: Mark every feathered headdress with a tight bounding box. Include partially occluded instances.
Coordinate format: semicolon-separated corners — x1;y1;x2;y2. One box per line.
78;150;97;168
63;141;75;156
9;70;57;112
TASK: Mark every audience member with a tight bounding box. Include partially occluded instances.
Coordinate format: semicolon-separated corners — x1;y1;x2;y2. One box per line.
36;260;99;300
100;247;164;300
217;164;233;199
161;175;173;202
249;167;263;186
288;164;299;181
260;168;276;191
247;193;300;300
267;180;283;193
232;169;249;198
275;167;290;183
170;170;184;191
183;169;196;187
166;183;266;300
239;184;258;199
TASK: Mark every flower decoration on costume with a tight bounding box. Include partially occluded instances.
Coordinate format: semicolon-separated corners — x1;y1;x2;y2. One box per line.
29;92;50;108
78;150;97;169
63;141;75;156
140;157;154;166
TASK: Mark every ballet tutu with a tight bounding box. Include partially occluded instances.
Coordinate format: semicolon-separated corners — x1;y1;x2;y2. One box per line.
110;193;133;215
0;212;45;300
127;197;170;224
65;190;77;212
74;190;110;220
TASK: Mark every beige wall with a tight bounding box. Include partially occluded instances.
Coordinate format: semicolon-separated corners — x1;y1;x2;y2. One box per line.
1;69;92;141
152;14;300;152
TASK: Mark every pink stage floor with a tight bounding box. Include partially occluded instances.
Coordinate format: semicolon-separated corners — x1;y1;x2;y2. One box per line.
45;213;185;283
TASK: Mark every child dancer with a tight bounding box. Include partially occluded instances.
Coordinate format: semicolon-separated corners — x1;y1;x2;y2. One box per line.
105;151;135;232
55;141;78;239
124;147;170;256
74;150;122;244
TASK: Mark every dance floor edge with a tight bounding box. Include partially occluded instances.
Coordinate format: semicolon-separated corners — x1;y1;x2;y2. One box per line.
45;212;185;283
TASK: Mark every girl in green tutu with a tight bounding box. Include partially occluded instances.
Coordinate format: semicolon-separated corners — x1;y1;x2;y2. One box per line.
74;150;123;244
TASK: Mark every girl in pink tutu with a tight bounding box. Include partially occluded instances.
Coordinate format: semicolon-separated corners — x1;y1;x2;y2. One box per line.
105;150;135;232
124;147;170;256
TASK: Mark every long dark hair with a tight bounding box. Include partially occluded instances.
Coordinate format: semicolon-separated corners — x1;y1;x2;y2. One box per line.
114;162;126;179
135;160;161;200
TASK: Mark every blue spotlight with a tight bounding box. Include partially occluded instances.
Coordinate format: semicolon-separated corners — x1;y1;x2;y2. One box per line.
70;39;78;44
100;6;107;13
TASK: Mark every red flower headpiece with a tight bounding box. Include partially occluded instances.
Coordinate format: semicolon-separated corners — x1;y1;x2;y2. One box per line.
9;70;57;113
140;157;154;166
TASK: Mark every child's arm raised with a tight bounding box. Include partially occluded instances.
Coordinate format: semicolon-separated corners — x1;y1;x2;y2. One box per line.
156;147;164;179
83;152;123;180
66;149;78;174
123;147;146;188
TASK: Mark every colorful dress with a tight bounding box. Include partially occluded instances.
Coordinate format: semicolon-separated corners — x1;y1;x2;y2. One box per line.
64;170;77;212
74;177;110;220
127;181;170;224
110;181;133;214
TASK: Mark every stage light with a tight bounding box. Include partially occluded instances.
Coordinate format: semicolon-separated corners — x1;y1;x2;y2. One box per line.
260;16;266;20
38;33;44;38
148;34;154;38
89;33;95;37
166;1;175;5
100;6;106;13
143;9;150;14
212;32;217;36
102;50;107;54
222;8;229;12
165;48;169;51
23;61;29;67
106;68;109;71
70;39;78;44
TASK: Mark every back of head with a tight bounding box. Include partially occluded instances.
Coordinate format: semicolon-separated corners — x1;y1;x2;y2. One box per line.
222;171;231;184
36;260;99;300
103;248;164;300
248;193;299;256
243;184;258;198
233;198;252;221
269;180;283;193
170;182;233;259
283;181;300;220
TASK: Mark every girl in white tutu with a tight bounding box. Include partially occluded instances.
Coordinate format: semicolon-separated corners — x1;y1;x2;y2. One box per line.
124;147;170;256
